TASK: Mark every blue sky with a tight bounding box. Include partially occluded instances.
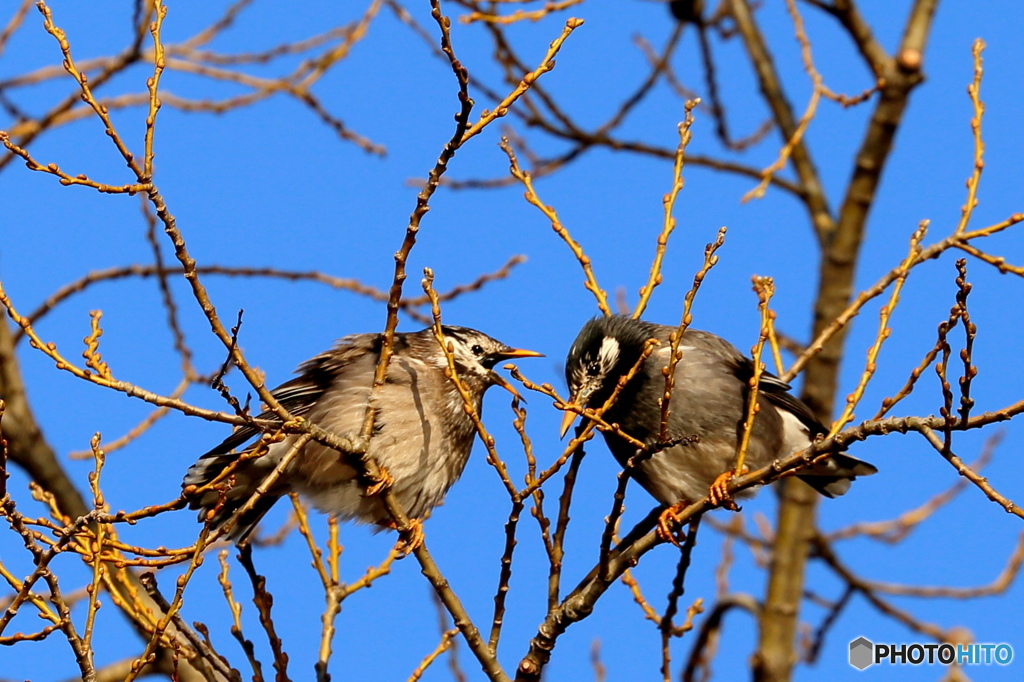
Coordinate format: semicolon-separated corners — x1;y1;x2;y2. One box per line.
2;1;1024;680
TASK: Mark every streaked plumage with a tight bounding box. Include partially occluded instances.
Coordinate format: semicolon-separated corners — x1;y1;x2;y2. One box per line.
183;326;540;541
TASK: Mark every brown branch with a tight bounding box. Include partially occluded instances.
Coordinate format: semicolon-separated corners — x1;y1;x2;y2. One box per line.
860;531;1024;598
813;535;948;640
218;551;264;682
728;0;834;244
659;520;702;680
758;0;939;674
659;227;727;441
829;222;927;434
460;18;582;145
780;211;1024;386
1;498;96;680
408;628;460;681
615;27;687;133
0;4;151;174
237;546;288;682
547;442;586;611
681;594;761;682
489;495;524;653
813;0;888;76
140;572;239;682
501;137;611;316
0;317;213;681
516;389;1021;682
16;256;525;342
826;431;998;542
142;197;196;377
918;426;1023;520
515;507;665;681
0;0;33;61
633;102;698;319
733;277;774;476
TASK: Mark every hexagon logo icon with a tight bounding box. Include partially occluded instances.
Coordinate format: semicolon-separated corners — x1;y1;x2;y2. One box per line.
849;637;874;670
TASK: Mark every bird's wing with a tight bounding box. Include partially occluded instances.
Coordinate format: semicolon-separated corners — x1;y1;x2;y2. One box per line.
733;360;826;436
198;333;383;459
757;372;826;435
681;329;826;435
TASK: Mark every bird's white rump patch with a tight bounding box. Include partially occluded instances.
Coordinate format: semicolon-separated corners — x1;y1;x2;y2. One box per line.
779;409;813;455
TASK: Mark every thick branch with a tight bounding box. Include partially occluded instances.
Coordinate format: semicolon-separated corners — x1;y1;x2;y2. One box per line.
728;0;834;244
755;2;938;680
0;318;215;682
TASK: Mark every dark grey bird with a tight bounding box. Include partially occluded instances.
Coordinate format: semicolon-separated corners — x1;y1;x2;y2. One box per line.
183;326;541;544
560;316;876;539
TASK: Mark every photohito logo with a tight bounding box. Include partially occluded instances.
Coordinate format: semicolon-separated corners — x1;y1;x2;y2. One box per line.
849;637;1013;670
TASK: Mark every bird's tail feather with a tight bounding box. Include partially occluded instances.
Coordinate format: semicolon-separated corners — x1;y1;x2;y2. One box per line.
183;452;236;490
797;453;878;498
183;451;280;541
203;492;282;543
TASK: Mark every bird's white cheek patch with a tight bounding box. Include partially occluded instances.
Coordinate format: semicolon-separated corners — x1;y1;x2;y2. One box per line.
598;337;620;369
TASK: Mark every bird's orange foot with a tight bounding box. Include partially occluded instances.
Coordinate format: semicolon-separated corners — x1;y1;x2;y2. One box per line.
364;466;395;497
656;501;689;547
398;519;424;557
378;517;424;557
709;466;749;510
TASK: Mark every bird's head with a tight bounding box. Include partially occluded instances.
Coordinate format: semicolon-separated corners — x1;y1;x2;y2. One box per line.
561;315;660;437
436;326;542;393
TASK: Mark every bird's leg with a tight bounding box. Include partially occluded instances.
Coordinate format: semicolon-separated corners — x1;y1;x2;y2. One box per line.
656;501;689;547
708;465;749;510
399;518;424;556
364;465;395;497
379;517;425;557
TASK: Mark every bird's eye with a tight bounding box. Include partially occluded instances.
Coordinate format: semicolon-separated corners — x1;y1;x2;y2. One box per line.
471;344;484;356
586;362;601;377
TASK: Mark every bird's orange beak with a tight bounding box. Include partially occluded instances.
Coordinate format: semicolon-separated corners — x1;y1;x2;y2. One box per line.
496;348;545;360
559;400;581;439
